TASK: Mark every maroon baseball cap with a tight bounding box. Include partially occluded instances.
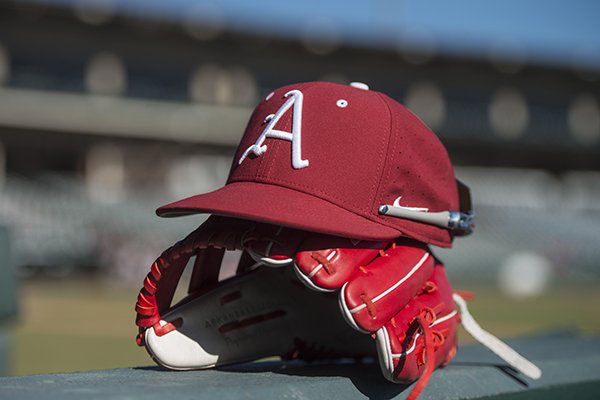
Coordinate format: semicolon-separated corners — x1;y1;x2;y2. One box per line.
158;81;461;248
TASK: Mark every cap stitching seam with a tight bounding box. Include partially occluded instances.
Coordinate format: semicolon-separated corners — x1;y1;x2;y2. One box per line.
371;92;395;216
263;135;281;179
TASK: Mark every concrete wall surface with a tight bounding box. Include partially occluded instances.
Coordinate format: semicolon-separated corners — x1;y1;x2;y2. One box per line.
0;332;598;399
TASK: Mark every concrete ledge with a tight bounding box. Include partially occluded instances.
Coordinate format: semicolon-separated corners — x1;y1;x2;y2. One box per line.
1;332;599;399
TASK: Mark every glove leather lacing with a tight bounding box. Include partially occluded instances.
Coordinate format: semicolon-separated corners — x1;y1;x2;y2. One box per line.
406;311;436;400
135;219;254;346
453;293;542;380
403;292;542;400
310;252;335;274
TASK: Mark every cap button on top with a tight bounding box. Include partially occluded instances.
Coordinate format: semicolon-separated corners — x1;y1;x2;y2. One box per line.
350;82;369;91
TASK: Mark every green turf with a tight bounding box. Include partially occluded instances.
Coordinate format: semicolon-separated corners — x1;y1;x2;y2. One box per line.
6;278;600;376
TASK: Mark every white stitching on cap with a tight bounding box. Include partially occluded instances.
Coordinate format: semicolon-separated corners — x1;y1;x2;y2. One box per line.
239;89;309;169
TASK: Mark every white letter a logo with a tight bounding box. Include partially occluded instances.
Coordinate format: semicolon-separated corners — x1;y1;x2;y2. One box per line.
238;89;309;169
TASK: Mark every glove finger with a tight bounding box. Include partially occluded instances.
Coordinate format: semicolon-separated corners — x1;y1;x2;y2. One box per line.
375;265;458;384
339;238;434;333
294;237;387;292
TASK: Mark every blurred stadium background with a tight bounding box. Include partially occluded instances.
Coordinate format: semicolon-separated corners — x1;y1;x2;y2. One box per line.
0;0;599;376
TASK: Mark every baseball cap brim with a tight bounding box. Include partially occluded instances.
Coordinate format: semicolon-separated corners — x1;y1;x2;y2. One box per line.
157;181;401;241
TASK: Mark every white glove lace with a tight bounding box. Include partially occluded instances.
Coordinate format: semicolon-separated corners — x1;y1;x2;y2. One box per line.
453;293;542;380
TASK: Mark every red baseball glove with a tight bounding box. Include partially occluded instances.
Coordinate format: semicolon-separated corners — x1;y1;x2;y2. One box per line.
135;216;540;399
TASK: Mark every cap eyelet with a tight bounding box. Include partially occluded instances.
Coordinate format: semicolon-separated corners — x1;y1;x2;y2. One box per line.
336;99;348;108
265;92;274;100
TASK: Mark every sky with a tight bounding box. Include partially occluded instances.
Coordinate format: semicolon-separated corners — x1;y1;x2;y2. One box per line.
29;0;600;70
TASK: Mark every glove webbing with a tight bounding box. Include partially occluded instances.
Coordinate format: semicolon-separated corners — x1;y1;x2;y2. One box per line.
135;221;250;345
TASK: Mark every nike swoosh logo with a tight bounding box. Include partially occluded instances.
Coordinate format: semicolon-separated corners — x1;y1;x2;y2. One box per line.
392;196;429;212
